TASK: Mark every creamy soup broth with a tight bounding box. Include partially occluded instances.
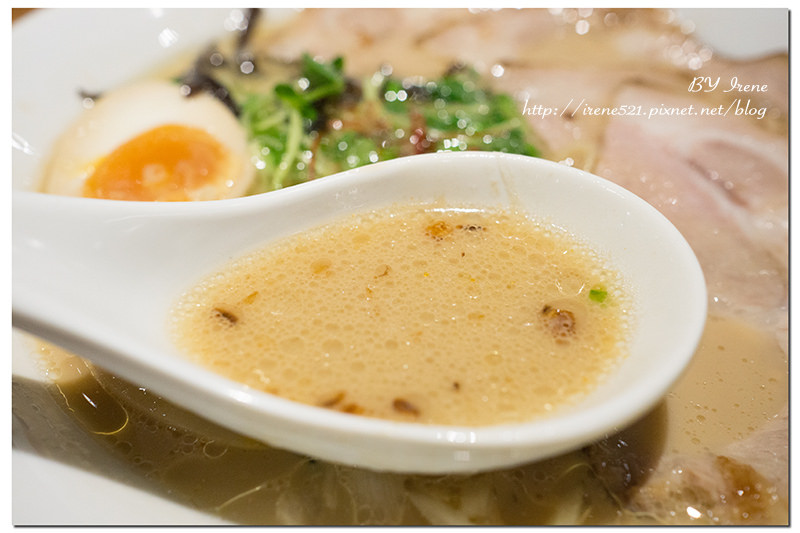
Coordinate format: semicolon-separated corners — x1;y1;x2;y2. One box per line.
170;203;630;425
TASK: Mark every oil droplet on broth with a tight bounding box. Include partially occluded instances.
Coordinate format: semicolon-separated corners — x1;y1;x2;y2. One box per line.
36;342;129;436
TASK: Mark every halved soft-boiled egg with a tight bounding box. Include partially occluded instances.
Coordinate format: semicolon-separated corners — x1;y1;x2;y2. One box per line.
42;80;255;201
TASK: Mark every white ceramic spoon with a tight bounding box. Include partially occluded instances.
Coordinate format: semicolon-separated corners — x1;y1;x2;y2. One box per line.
12;151;707;474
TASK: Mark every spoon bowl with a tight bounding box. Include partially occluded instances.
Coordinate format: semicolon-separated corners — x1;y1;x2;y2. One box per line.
12;151;706;473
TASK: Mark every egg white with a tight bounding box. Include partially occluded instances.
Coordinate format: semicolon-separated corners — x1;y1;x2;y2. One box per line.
41;79;255;200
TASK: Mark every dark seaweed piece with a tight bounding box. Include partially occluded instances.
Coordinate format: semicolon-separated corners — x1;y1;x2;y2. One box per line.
307;100;328;133
339;77;363;107
234;9;260;74
443;61;468;78
176;42;241;116
404;83;433;103
77;88;102;103
180;67;240;117
193;44;227;70
308;76;362;133
236;8;260;54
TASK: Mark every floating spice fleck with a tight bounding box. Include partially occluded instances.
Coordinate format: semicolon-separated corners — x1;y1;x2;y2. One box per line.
342;403;365;415
319;391;346;408
212;307;239;325
425;220;452;240
457;223;485;232
393;398;421;416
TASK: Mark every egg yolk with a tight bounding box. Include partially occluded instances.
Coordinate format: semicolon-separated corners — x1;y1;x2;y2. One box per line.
82;124;234;201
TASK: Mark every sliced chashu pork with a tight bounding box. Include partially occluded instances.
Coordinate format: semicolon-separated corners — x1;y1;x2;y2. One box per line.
619;407;789;524
592;84;788;333
584;77;787;522
259;8;691;78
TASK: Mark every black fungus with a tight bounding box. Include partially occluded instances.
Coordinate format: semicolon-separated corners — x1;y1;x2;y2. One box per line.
180;66;240;117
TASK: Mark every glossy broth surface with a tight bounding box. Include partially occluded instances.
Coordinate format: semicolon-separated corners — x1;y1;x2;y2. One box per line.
170;203;630;425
